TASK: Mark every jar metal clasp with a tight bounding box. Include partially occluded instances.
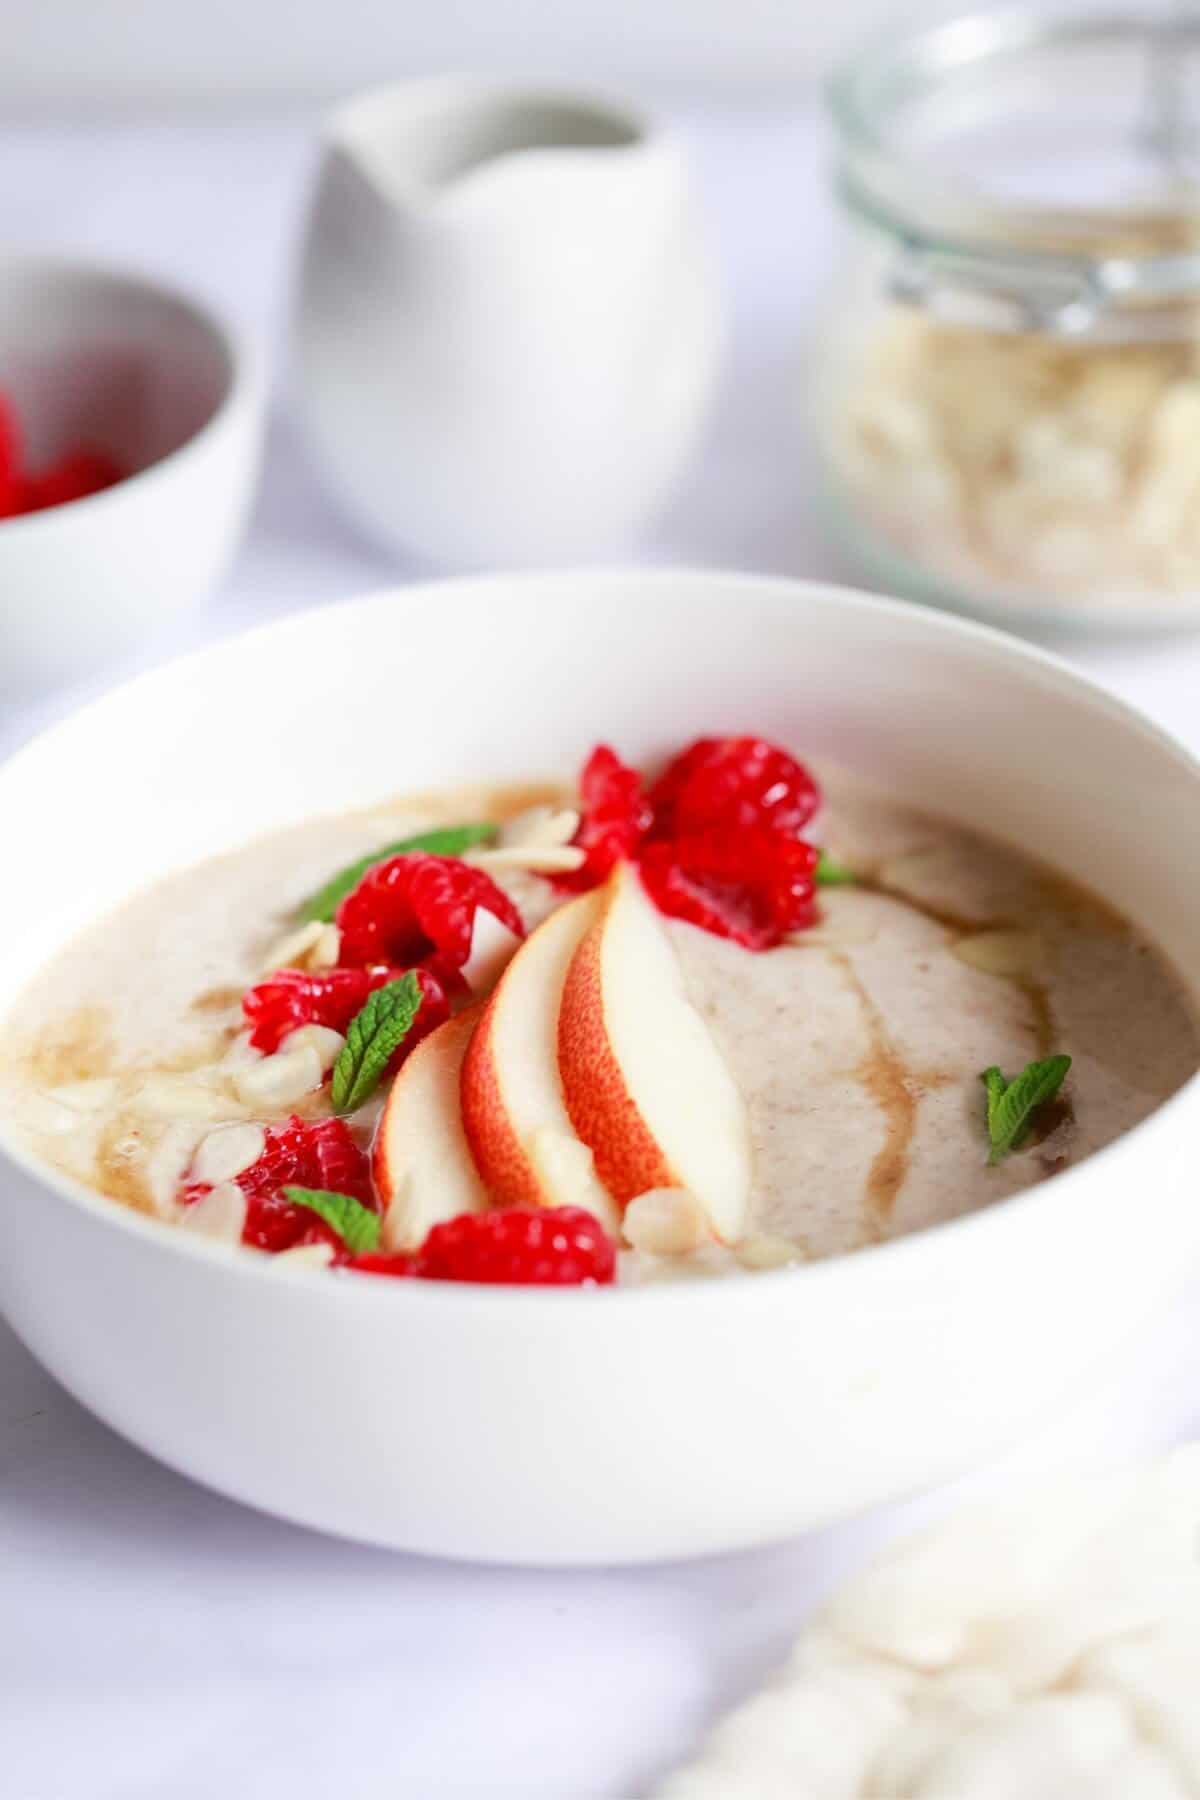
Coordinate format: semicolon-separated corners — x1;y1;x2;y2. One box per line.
887;239;1103;336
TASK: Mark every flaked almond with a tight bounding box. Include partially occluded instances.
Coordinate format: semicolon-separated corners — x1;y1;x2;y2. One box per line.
272;1241;336;1270
145;1120;208;1217
232;1044;323;1110
623;1187;710;1256
179;1180;247;1243
220;1029;262;1071
189;1122;267;1187
21;1092;84;1137
132;1074;246;1122
45;1076;122;1114
466;844;586;875
460;908;523;995
737;1232;802;1271
499;805;581;850
952;929;1041;979
279;1024;345;1073
310;923;342;969
260;918;326;974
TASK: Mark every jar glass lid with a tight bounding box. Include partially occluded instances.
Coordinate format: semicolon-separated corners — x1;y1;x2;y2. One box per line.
830;5;1200;257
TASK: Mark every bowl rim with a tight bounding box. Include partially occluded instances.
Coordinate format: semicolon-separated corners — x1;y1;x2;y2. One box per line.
1;566;1197;1313
0;250;260;540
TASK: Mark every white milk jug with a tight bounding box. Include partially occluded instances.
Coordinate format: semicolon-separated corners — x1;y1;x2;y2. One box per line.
293;79;722;568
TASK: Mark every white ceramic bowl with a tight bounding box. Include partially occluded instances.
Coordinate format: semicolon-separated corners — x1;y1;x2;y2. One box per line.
0;572;1197;1566
0;256;263;694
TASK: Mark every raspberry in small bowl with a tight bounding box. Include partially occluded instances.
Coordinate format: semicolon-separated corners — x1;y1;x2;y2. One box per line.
0;255;263;695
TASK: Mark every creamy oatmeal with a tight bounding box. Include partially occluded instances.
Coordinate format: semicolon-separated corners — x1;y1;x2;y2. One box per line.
0;737;1195;1287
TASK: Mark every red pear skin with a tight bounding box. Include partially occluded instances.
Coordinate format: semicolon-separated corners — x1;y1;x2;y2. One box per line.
460;993;543;1206
557;910;676;1207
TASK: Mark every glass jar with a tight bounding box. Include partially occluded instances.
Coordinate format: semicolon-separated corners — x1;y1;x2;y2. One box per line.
817;3;1200;630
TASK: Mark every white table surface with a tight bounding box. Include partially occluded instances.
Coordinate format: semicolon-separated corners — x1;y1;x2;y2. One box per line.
3;104;1200;1800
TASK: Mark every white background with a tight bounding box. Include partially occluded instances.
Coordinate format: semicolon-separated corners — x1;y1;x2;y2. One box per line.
0;1;896;106
3;80;1200;1800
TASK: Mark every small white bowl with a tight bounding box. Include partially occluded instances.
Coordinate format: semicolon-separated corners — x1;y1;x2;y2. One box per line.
0;571;1197;1565
0;256;263;694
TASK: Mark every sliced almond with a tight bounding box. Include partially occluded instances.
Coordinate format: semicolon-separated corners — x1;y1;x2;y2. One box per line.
460;908;523;995
279;1024;345;1073
232;1045;323;1110
21;1092;85;1137
310;923;342;969
220;1029;263;1071
189;1122;267;1187
951;929;1041;979
132;1074;247;1122
622;1187;710;1256
466;845;586;875
260;919;326;974
145;1121;208;1218
737;1232;802;1271
272;1241;336;1270
45;1076;122;1114
499;806;581;850
179;1180;247;1243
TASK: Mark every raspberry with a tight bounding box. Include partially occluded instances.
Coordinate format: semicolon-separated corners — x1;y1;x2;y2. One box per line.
0;392;20;517
238;1115;370;1203
336;854;524;974
559;745;653;890
20;447;123;515
346;1252;416;1279
242;964;447;1055
184;1115;375;1254
648;737;820;841
640;828;818;950
0;393;124;521
244;965;389;1051
414;1206;616;1286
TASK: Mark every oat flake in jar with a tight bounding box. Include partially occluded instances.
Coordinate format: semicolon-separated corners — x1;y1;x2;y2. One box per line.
818;3;1200;631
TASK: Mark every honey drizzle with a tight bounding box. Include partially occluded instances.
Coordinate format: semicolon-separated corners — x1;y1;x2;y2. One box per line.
94;1112;156;1216
821;874;1059;1236
828;951;917;1240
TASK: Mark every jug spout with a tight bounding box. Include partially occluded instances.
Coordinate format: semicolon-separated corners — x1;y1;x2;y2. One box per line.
322;76;653;218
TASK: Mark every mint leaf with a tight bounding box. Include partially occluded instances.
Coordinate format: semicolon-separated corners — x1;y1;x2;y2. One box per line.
300;823;497;922
981;1065;1008;1128
283;1186;381;1254
331;973;424;1113
980;1055;1071;1165
815;849;857;887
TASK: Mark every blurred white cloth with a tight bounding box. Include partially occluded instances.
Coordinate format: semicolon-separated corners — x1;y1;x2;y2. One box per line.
3;105;1200;1800
663;1452;1200;1798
